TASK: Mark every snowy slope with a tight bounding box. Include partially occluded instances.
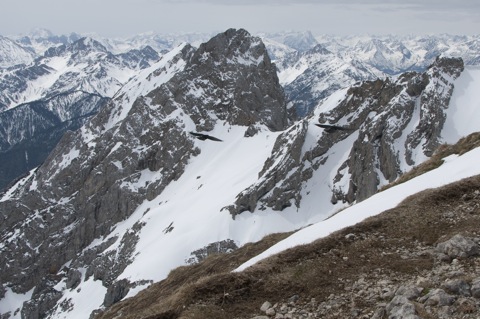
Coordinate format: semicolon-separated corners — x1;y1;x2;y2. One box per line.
442;66;480;143
0;35;35;68
236;145;480;271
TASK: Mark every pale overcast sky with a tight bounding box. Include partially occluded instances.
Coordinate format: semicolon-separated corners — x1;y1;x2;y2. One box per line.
1;0;479;37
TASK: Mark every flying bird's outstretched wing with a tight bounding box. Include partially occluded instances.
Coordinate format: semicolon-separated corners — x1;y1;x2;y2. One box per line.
315;123;352;133
189;132;223;142
204;135;223;142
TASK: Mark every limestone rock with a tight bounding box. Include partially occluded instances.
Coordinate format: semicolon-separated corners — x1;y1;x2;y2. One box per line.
386;295;420;319
419;288;455;306
435;234;480;260
442;279;471;297
103;279;132;307
470;278;480;298
260;301;272;312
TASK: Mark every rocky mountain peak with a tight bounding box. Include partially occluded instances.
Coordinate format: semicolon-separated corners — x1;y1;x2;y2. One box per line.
139;45;159;59
309;44;332;55
43;37;108;59
192;28;264;64
282;30;318;52
70;37;109;53
428;55;464;76
147;28;288;132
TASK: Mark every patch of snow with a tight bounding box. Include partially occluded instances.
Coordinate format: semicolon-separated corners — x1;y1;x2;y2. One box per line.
50;277;107;319
0;168;36;202
0;287;34;319
442;66;480;143
57;148;80;171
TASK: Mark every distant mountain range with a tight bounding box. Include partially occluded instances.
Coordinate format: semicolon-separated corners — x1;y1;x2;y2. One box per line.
1;29;479;189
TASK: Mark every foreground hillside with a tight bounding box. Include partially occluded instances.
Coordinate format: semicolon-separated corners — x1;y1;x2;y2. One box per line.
96;133;480;319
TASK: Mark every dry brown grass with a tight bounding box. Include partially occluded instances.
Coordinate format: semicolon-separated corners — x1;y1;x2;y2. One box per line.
95;232;292;319
95;133;480;319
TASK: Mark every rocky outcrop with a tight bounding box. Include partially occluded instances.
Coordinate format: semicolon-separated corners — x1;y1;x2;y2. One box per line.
251;231;480;319
185;239;238;264
148;28;288;132
333;57;463;202
227;56;464;218
226;120;309;216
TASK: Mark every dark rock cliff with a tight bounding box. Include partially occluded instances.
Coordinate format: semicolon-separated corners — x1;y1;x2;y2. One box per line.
148;28;288;132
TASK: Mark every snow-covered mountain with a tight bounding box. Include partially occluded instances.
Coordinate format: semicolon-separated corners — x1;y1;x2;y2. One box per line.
316;34;480;71
96;32;214;55
0;35;36;68
12;28;82;57
0;36;162;190
276;44;381;117
0;37;160;111
277;33;480;117
1;27;480;319
262;31;319;52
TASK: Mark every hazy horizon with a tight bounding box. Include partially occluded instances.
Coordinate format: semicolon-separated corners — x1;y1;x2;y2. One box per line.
2;0;479;38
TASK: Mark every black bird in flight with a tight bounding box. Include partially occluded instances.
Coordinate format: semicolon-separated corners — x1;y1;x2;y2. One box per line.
315;123;352;133
189;131;223;142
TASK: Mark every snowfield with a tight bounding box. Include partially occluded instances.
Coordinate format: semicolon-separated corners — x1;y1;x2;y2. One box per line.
442;66;480;144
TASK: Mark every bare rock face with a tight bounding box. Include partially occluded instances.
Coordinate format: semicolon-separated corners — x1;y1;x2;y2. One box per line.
435;234;480;260
148;28;288;132
226;120;309;216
